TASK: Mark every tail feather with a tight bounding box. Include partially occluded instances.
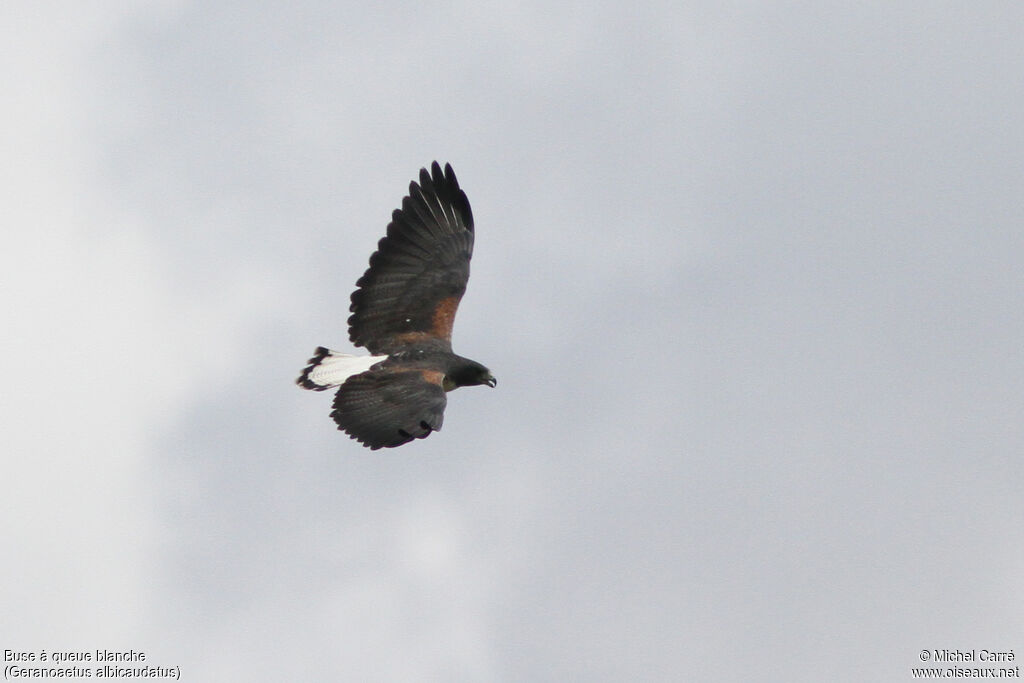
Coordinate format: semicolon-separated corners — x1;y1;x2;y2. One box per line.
296;347;388;391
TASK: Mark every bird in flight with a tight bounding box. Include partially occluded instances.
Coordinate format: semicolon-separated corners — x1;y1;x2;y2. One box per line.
297;162;496;449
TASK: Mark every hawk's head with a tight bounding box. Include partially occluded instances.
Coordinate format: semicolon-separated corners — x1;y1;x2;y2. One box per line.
448;359;497;389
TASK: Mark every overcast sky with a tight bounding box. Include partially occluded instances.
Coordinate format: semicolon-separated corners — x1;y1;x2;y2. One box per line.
4;2;1023;681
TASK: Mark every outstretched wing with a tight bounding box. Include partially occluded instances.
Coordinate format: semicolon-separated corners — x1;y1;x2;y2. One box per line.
330;367;447;450
348;162;474;355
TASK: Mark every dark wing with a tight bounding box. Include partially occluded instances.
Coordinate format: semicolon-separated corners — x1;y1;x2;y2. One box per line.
330;367;447;450
348;162;474;355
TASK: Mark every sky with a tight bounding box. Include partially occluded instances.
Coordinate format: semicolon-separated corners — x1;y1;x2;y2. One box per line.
3;1;1023;680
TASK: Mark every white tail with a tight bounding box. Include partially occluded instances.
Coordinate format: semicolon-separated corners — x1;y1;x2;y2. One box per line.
296;347;389;391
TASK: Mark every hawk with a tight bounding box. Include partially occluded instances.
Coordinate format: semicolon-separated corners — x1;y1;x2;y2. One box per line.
297;162;496;449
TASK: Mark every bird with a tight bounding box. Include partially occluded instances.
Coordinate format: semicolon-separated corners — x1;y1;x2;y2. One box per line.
297;162;496;449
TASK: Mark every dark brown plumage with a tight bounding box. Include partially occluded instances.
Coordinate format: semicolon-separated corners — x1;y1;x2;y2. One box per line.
297;163;495;449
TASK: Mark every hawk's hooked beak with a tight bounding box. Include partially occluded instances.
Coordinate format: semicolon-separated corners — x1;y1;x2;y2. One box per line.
485;375;497;388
